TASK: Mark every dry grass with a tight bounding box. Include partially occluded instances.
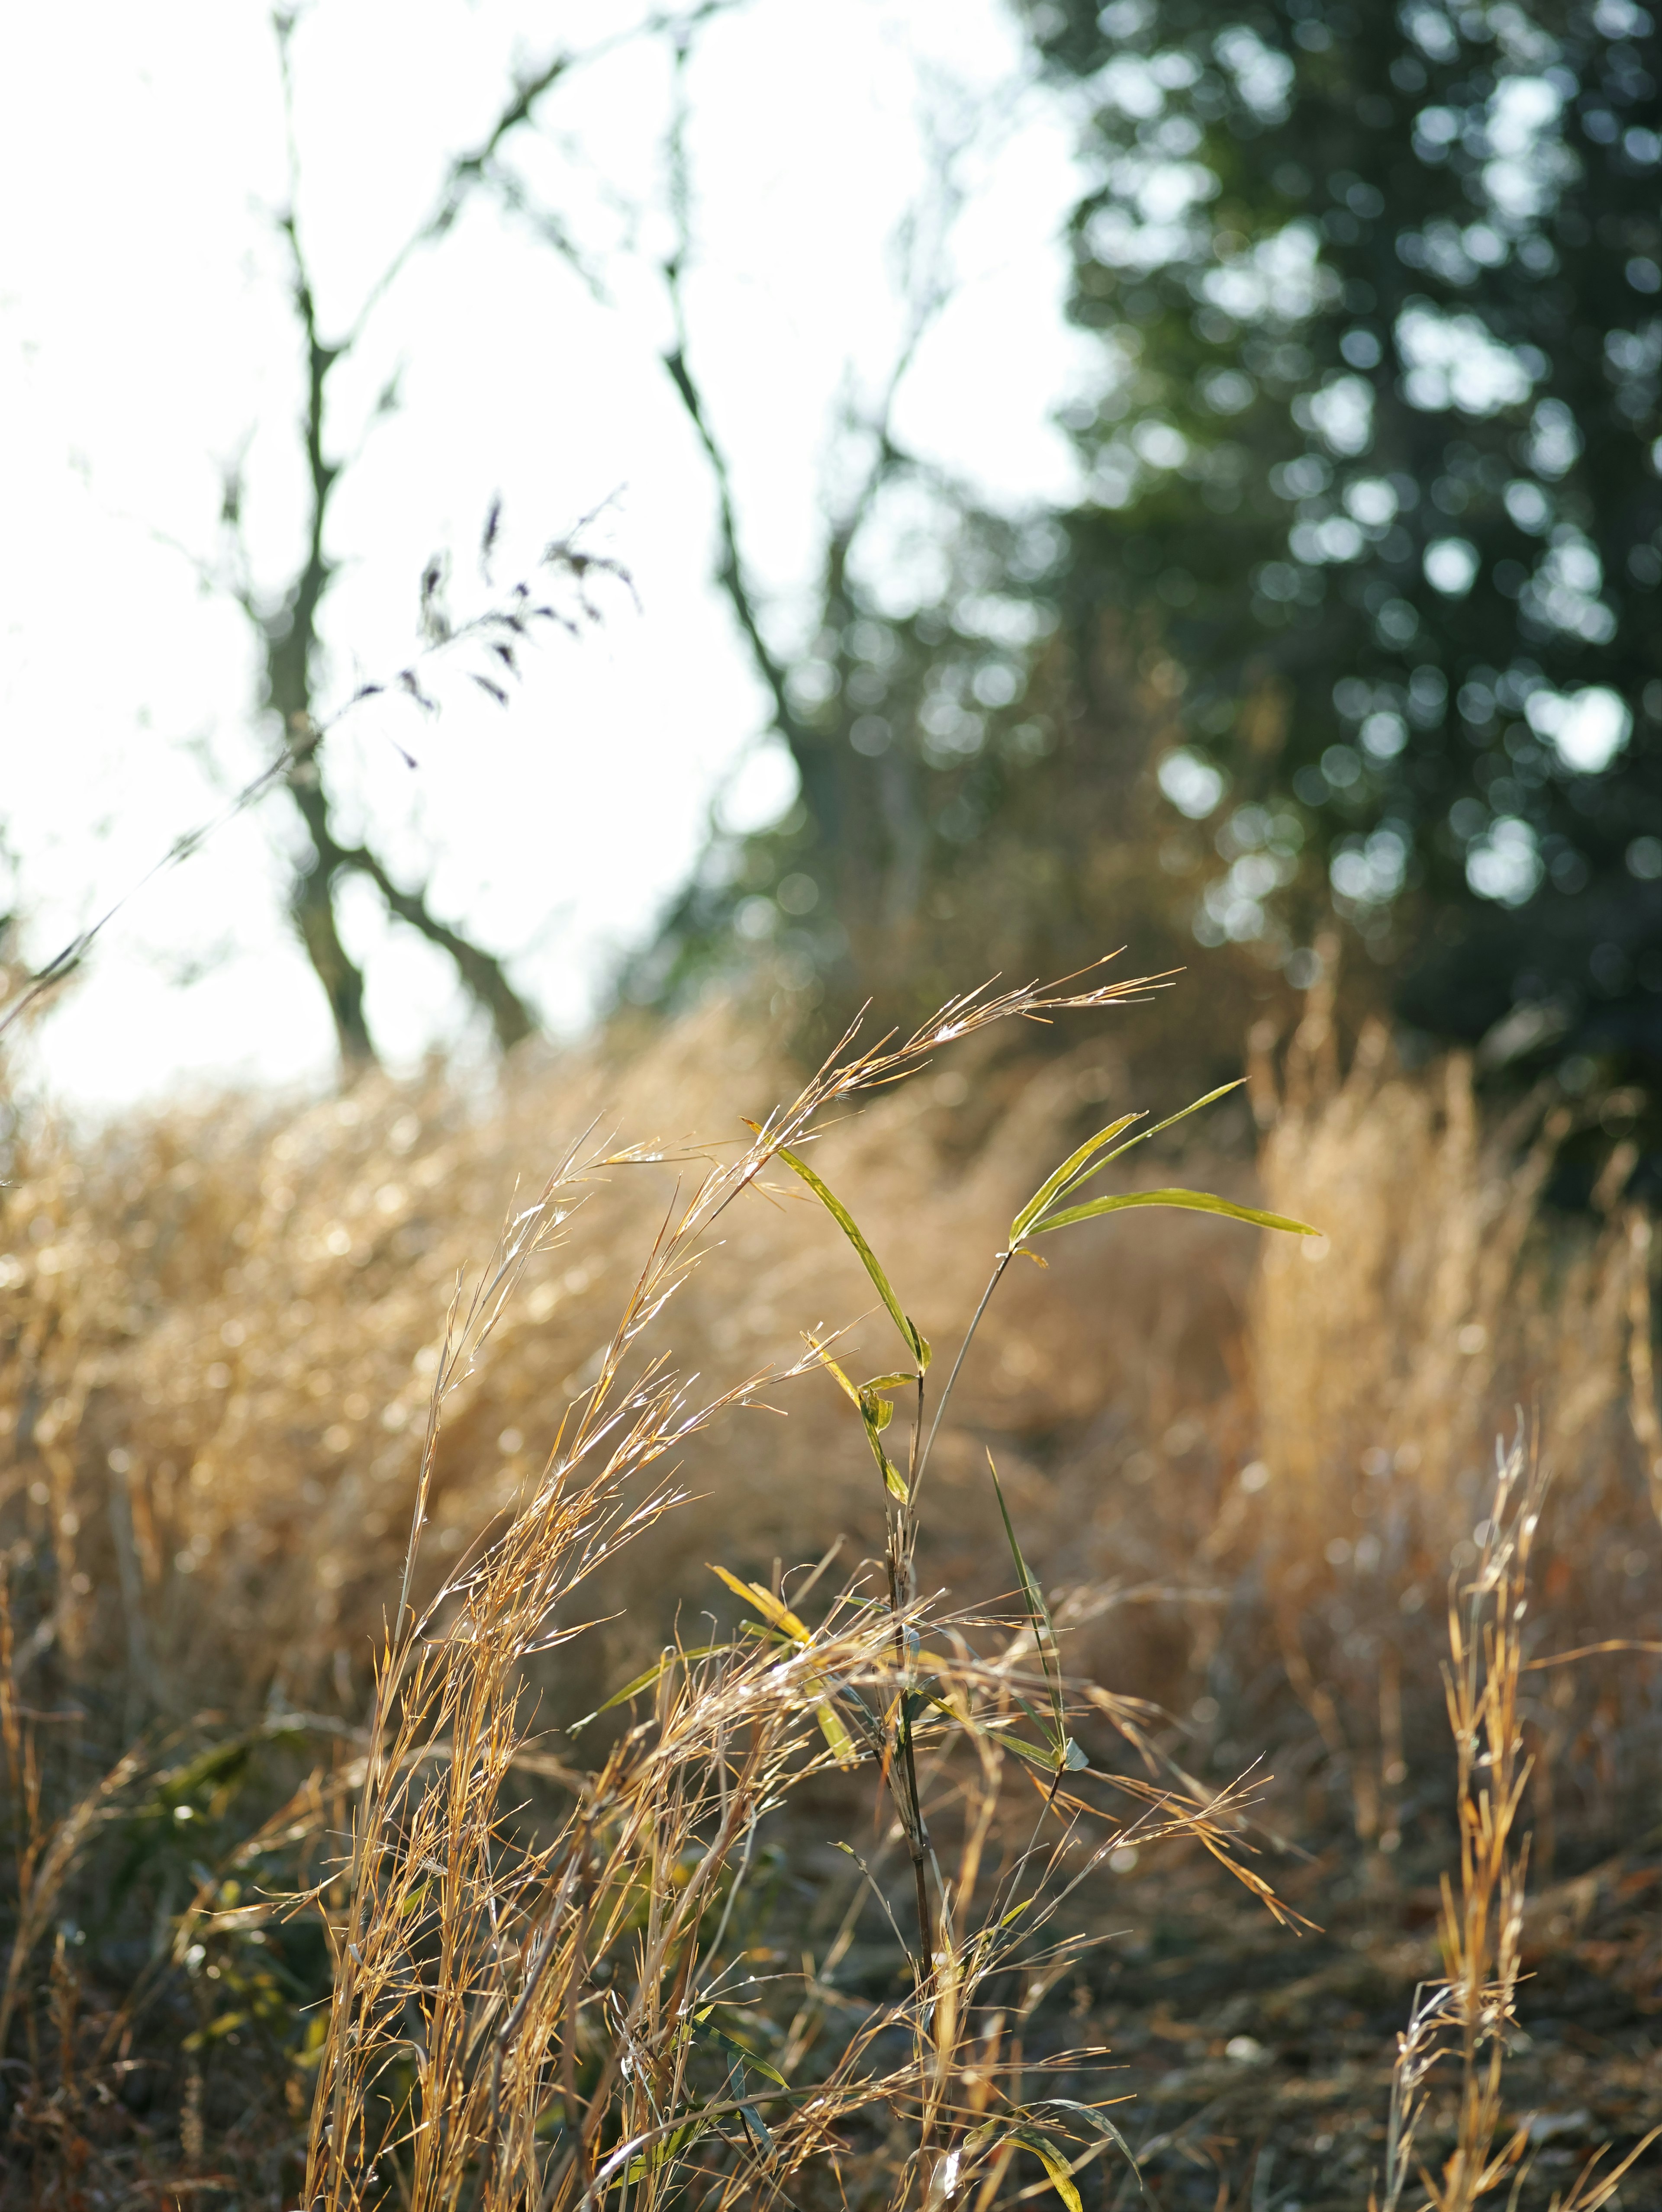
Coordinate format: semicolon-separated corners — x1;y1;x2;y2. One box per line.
0;974;1658;2206
1246;979;1660;1858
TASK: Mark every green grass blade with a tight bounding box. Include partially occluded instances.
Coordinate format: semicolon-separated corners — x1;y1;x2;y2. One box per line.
860;1389;895;1435
874;1441;909;1501
872;1442;912;1495
1028;2103;1148;2202
776;1145;929;1368
1010;2128;1085;2212
737;2097;774;2154
815;1343;866;1410
858;1401;908;1500
709;1564;815;1642
1028;1080;1250;1223
1010;1113;1141;1244
691;2012;789;2090
1113;1077;1245;1153
987;1451;1045;1629
812;1341;909;1496
1000;1701;1087;1769
987;1451;1068;1760
623;2118;707;2184
984;1727;1068;1772
813;1699;859;1765
705;1571;861;1763
1030;1187;1320;1239
857;1396;907;1499
567;1646;725;1735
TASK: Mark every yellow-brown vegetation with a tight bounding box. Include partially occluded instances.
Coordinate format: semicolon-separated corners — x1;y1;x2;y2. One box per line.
1;976;1657;2206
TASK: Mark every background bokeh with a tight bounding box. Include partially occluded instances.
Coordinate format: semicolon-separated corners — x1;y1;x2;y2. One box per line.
6;0;1655;1119
2;0;1084;1099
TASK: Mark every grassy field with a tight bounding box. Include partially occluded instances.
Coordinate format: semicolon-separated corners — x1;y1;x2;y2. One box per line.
1;971;1658;2208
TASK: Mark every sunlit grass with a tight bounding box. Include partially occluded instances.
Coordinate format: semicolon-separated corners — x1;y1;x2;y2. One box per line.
1;974;1657;2205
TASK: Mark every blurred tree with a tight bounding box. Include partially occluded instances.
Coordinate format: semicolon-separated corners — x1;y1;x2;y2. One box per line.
110;11;680;1073
634;1;1659;1100
625;53;1046;1021
189;11;582;1070
628;32;1246;1074
0;11;691;1073
1020;0;1661;1074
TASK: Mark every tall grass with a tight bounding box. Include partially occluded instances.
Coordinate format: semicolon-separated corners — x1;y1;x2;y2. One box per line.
300;970;1316;2207
1248;987;1659;1854
1375;1437;1659;2212
1;977;1658;2202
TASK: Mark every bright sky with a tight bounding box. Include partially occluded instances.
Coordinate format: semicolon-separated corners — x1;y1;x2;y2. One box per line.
0;0;1091;1109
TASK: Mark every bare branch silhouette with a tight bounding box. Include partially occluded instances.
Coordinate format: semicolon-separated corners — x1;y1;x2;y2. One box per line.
651;26;998;939
0;537;614;1051
143;10;682;1067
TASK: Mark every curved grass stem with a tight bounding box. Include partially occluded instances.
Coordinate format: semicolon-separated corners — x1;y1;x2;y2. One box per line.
913;1249;1015;1505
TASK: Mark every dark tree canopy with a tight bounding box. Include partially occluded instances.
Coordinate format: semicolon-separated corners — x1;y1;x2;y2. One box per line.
1027;0;1661;1069
635;0;1659;1116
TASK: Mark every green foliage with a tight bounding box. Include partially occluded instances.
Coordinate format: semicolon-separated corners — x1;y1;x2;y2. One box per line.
1027;0;1660;1066
638;0;1658;1090
985;1451;1087;1775
1028;1184;1318;1237
773;1143;931;1371
817;1343;912;1498
1010;1078;1248;1239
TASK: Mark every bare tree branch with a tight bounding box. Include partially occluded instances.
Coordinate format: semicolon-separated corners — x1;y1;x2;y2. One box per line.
653;26;987;901
0;742;301;1049
340;44;580;345
248;9;728;1067
239;9;611;1067
0;543;606;1051
335;840;535;1054
656;26;845;864
344;3;741;340
11;5;741;1069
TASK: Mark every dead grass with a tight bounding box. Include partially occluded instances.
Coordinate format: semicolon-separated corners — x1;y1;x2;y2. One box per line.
0;976;1658;2206
1246;983;1660;1858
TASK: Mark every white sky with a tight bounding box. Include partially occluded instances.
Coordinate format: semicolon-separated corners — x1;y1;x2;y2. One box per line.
0;0;1092;1109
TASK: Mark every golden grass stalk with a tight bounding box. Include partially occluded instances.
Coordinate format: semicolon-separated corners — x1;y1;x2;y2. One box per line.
4;971;1655;2199
301;969;1305;2211
1251;1001;1659;1850
1375;1434;1659;2212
